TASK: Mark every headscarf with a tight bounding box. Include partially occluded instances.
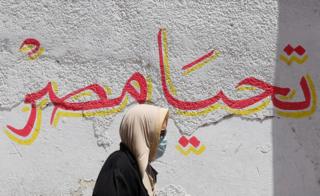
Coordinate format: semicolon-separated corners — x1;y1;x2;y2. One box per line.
119;103;169;196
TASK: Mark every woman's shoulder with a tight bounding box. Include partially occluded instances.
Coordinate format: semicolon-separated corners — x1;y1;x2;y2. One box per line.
104;150;127;167
103;148;138;173
93;149;148;196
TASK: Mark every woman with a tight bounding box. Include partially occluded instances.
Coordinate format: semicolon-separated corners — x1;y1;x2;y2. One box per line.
92;103;169;196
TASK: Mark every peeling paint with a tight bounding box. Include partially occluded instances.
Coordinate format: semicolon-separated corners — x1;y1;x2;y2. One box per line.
156;184;191;196
71;179;95;196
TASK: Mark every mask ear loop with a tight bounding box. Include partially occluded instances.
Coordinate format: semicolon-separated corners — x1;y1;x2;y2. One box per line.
160;129;167;137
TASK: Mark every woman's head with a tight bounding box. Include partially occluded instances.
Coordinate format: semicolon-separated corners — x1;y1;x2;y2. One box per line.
119;103;169;195
119;103;169;161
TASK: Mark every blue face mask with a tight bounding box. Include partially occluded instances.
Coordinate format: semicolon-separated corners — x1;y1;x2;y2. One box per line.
156;134;167;159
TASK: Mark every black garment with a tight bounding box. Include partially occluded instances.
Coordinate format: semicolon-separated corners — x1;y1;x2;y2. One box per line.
92;142;158;196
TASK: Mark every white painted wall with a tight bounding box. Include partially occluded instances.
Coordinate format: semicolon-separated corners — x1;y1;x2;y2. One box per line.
0;0;320;195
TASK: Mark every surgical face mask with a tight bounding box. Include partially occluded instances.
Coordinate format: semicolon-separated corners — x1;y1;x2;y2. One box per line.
156;134;167;159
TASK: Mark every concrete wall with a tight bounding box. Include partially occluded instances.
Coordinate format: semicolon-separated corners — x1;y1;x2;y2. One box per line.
0;0;319;195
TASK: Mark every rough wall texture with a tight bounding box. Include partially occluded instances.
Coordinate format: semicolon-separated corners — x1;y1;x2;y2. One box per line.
0;0;319;195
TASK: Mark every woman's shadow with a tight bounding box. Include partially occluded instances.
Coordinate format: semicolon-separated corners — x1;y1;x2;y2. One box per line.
273;0;320;195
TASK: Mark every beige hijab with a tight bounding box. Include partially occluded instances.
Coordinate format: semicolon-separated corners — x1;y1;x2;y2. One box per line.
119;103;169;196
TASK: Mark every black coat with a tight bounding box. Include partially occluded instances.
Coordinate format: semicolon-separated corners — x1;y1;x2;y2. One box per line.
92;142;158;196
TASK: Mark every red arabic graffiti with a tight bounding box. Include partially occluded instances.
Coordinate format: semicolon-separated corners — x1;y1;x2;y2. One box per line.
179;136;200;147
4;28;317;145
157;29;315;111
19;38;45;60
284;45;305;56
280;44;308;65
176;136;206;156
6;72;147;139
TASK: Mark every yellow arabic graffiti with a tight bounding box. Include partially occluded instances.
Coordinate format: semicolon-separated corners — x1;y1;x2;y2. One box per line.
160;29;270;116
4;99;48;145
3;29;319;147
276;74;317;118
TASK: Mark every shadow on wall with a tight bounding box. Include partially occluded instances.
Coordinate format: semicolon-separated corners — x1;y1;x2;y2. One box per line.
273;0;320;195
